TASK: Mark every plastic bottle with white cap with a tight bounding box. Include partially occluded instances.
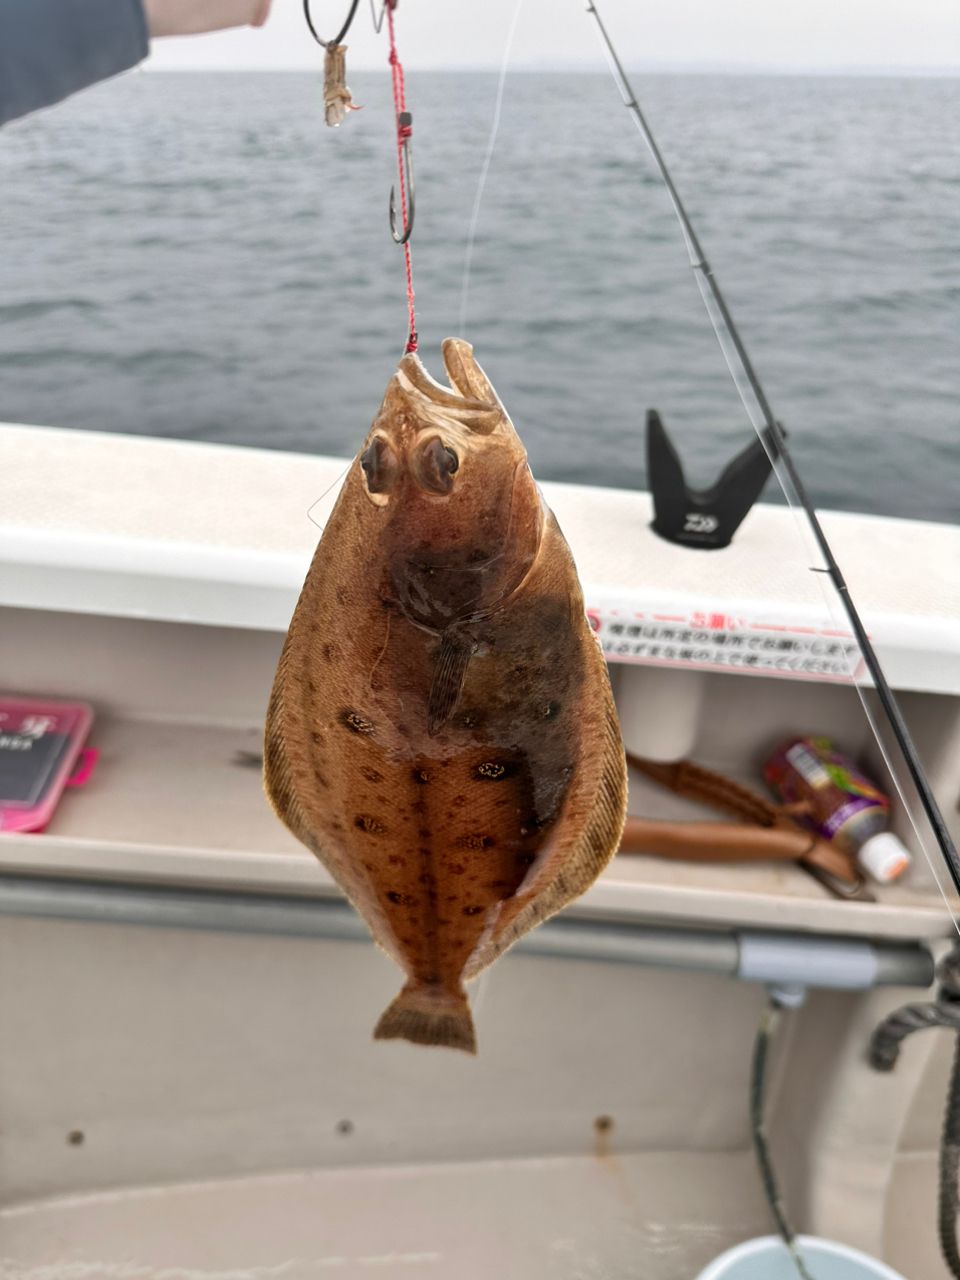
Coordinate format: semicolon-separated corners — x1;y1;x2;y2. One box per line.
763;736;911;885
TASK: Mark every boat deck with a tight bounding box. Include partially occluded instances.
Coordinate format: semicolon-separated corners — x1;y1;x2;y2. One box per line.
0;1151;771;1280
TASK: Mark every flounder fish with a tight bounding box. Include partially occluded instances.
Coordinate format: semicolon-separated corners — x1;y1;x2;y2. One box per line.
265;340;627;1053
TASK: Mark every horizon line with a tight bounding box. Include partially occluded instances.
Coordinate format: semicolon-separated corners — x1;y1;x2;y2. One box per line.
142;62;960;77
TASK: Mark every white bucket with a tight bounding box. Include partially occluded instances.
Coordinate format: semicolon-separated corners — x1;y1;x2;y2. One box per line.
696;1235;907;1280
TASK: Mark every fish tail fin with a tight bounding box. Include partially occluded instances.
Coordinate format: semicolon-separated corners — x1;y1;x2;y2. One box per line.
374;982;477;1054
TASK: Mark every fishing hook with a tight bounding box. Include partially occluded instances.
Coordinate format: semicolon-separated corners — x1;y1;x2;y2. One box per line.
389;115;415;244
302;0;361;48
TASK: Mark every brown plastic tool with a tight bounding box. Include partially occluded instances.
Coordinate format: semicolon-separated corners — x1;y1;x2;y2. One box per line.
619;753;871;899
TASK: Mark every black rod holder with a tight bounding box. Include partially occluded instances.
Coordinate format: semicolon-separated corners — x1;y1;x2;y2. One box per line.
646;409;778;550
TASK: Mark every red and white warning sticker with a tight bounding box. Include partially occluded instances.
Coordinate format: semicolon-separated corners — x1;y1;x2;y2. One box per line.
585;601;865;682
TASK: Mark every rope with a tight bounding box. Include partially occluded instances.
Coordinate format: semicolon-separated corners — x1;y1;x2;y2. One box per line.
750;1001;816;1280
385;0;417;353
869;946;960;1276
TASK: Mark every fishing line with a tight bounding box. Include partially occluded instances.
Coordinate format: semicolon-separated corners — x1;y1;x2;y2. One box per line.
458;0;525;337
584;0;960;929
302;0;361;49
307;461;353;530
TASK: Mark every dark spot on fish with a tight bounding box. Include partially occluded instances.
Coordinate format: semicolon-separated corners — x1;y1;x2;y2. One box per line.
310;731;323;745
423;973;442;985
417;847;431;859
322;643;339;662
359;766;383;783
355;814;386;835
456;834;496;851
314;770;329;788
341;710;374;735
336;588;347;605
449;863;466;875
307;680;316;696
543;700;561;719
386;891;417;906
445;895;458;904
418;872;435;886
397;722;410;736
473;761;516;781
412;767;431;785
388;855;406;867
437;917;451;926
463;905;484;917
452;795;467;808
418;827;431;840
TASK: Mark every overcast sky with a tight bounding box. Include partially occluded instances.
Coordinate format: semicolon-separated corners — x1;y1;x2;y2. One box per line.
146;0;960;73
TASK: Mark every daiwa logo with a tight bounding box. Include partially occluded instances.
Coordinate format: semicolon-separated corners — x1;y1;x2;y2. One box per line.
683;512;719;534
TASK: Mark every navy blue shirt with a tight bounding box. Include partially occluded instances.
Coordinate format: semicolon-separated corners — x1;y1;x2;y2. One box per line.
0;0;149;126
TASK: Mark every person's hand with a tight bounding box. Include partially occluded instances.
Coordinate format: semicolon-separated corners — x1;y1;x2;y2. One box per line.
143;0;273;37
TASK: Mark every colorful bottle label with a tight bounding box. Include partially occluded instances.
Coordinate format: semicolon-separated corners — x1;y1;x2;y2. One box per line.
764;735;889;852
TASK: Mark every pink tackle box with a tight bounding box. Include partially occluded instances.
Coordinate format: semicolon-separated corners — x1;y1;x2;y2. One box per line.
0;697;96;834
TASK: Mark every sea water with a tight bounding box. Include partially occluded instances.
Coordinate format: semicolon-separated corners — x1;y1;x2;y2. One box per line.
0;71;956;522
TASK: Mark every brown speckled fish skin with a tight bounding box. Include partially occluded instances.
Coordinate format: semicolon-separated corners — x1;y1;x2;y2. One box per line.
264;339;627;1053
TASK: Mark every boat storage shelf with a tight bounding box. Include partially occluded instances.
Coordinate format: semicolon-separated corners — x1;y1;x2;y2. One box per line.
1;424;958;940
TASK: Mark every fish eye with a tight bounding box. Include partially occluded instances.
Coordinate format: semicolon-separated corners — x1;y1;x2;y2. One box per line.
360;436;399;495
415;437;460;496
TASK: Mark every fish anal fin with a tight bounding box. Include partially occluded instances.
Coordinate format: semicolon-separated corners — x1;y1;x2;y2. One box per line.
374;982;477;1054
427;632;475;735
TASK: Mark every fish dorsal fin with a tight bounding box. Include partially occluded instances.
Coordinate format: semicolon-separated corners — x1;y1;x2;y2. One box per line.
397;346;501;436
442;338;499;408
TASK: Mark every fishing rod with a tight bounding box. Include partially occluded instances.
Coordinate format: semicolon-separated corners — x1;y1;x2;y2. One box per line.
585;0;960;900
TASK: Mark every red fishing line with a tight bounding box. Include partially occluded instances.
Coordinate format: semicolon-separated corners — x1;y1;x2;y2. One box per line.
385;1;417;353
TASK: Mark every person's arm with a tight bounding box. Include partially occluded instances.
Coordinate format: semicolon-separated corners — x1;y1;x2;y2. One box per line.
0;0;148;126
0;0;270;127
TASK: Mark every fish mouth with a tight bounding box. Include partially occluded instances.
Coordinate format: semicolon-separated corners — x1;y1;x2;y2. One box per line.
394;339;504;436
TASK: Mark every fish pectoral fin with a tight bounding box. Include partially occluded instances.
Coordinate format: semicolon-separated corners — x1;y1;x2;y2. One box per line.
427;632;475;735
374;982;476;1054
